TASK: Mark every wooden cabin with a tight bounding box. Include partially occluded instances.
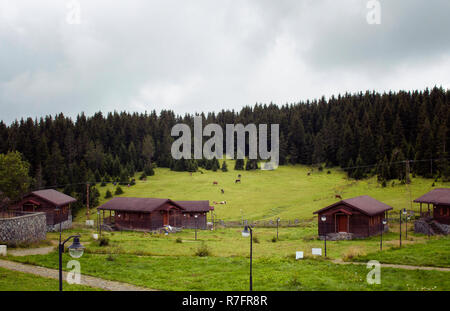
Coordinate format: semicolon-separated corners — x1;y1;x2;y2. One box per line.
313;195;393;238
414;188;450;225
12;189;76;228
97;197;211;231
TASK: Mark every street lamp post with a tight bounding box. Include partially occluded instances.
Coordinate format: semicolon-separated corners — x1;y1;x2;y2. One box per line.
399;210;402;247
241;225;253;291
194;214;198;240
402;208;408;239
321;215;327;257
380;219;387;251
276;218;280;240
58;235;84;291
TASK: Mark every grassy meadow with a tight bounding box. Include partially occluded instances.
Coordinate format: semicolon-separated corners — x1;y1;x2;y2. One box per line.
3;163;450;291
0;267;100;291
81;162;448;222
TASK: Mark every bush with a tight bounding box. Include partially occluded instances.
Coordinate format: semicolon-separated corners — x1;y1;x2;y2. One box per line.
139;172;147;180
327;170;331;174
252;236;260;244
175;237;183;243
100;181;107;187
106;254;115;261
271;236;277;243
115;186;124;195
97;237;109;247
105;190;113;199
195;242;211;257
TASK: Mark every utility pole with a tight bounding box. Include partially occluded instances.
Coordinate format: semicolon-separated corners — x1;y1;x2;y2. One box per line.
86;183;90;220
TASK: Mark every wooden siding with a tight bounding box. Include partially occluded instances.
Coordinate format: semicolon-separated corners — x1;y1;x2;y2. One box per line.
16;196;70;225
317;203;386;238
434;204;450;225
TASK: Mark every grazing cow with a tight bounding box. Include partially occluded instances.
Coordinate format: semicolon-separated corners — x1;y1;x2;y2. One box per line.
213;181;218;185
221;189;225;194
238;174;242;178
307;172;311;176
335;194;343;200
235;179;241;184
213;201;218;205
219;201;227;204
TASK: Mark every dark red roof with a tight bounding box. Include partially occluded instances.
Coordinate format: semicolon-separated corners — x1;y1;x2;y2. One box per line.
97;197;182;213
29;189;76;207
413;188;450;205
175;200;211;212
314;195;393;216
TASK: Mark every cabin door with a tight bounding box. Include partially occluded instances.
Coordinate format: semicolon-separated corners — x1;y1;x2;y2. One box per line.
337;215;348;233
163;213;169;226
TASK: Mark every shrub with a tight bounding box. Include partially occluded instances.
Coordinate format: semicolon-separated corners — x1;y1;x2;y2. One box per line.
175;237;183;243
105;190;113;199
252;236;260;244
115;186;124;195
195;242;211;257
271;236;277;243
97;237;109;247
327;170;331;174
106;254;115;261
100;181;107;187
139;172;147;180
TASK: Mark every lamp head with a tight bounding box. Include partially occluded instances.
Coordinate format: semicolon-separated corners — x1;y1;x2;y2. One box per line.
241;226;250;237
382;219;387;225
321;216;327;222
402;208;407;215
68;236;85;259
194;214;198;218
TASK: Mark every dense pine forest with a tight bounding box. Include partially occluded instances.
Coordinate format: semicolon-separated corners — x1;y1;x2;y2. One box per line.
0;87;449;210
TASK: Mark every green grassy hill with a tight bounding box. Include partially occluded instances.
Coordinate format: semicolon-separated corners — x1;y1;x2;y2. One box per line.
80;162;449;222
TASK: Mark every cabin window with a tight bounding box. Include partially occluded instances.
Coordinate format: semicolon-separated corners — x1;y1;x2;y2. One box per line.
440;208;444;216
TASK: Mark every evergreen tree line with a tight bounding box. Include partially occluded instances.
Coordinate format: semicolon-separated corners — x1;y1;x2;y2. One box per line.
0;87;449;210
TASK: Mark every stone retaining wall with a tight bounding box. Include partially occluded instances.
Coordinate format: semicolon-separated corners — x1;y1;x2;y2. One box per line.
0;212;46;244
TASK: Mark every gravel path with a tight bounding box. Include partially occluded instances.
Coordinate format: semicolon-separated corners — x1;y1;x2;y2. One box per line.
8;246;56;256
332;259;450;272
0;259;155;291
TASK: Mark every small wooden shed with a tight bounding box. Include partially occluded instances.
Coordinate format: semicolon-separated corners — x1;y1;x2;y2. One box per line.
414;188;450;225
313;195;393;238
12;189;76;227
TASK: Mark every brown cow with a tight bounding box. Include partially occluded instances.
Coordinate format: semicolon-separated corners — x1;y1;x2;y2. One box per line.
213;181;218;185
335;194;343;200
235;179;241;183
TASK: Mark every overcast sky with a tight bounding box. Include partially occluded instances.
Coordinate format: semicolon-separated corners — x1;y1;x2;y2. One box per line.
0;0;449;124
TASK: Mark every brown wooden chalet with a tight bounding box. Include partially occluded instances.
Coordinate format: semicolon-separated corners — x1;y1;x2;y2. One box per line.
97;197;211;231
414;188;450;225
12;189;76;226
313;195;393;238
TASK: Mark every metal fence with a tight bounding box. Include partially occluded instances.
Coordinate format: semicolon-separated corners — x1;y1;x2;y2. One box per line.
211;218;312;228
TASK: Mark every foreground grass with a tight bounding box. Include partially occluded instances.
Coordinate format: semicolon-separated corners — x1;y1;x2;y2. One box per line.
76;164;450;223
6;252;448;291
0;267;100;291
352;236;450;268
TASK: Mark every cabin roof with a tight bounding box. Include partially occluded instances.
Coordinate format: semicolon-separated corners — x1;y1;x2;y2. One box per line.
97;197;181;213
175;200;211;212
27;189;77;207
413;188;450;205
97;197;211;213
313;195;393;216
